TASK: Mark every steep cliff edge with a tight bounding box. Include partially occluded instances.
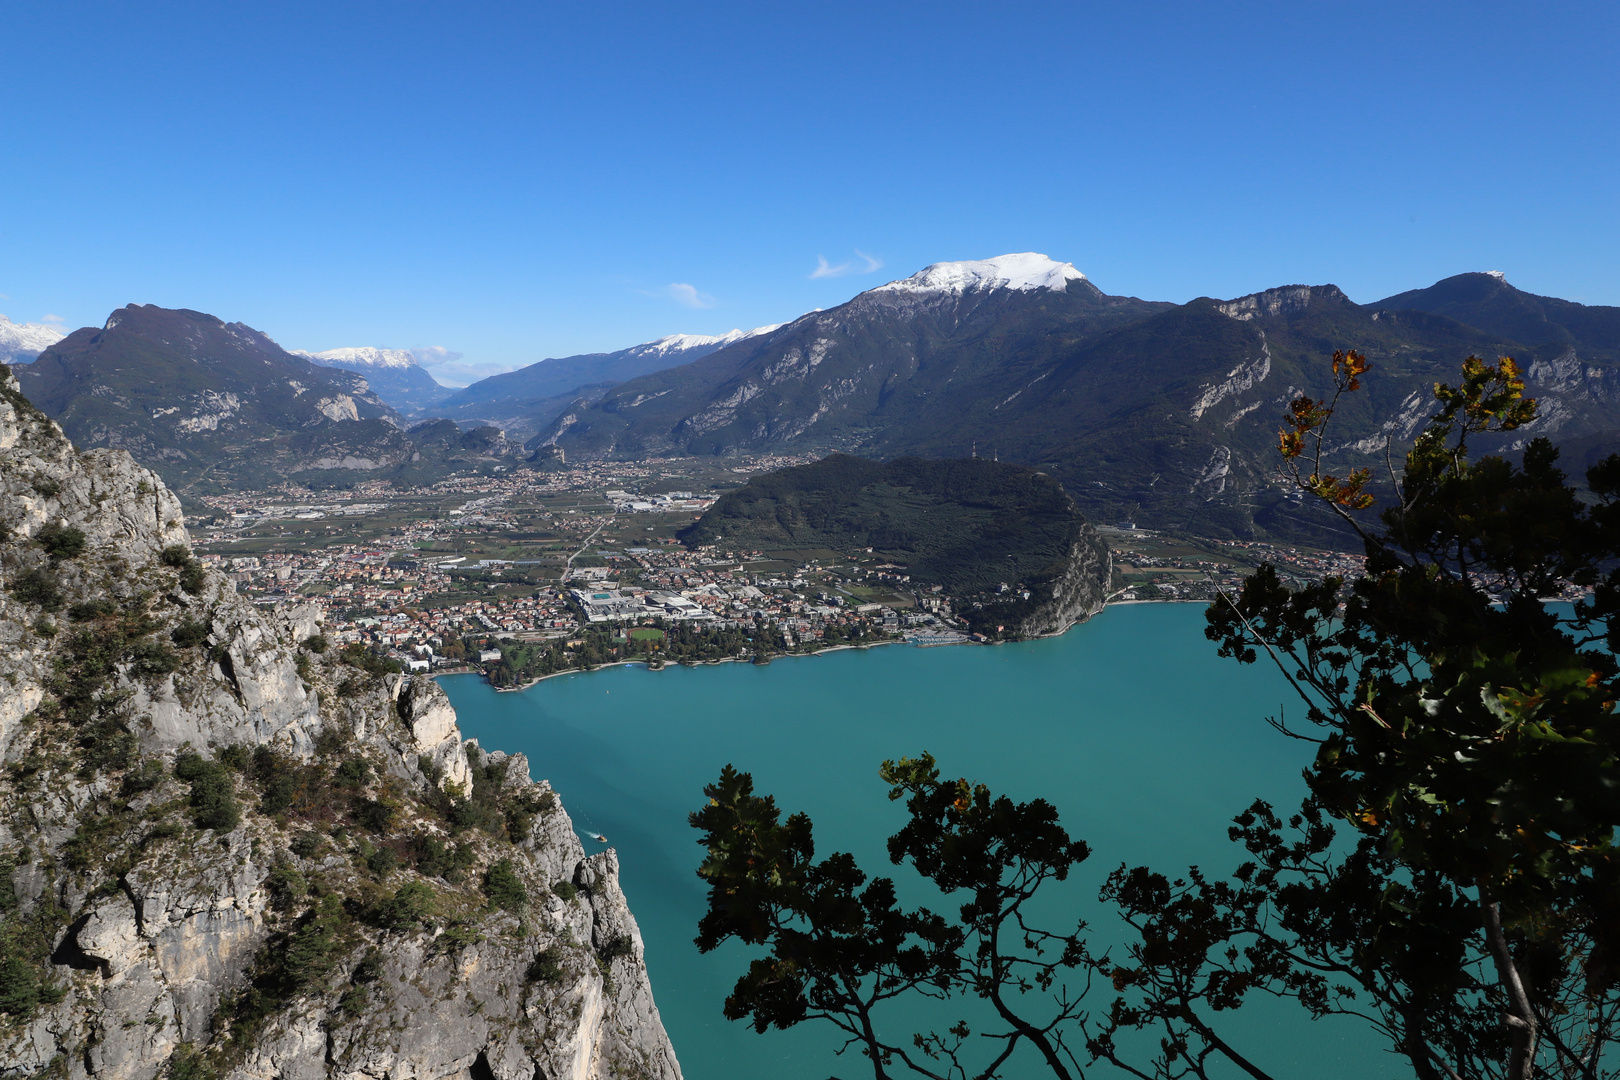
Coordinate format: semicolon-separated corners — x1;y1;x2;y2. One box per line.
0;365;681;1079
1012;530;1111;640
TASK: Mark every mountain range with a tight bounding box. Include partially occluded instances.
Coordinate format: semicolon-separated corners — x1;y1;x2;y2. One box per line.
12;257;1619;540
423;325;783;439
536;256;1620;542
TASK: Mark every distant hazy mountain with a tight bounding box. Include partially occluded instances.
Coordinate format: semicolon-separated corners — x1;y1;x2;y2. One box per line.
0;314;65;363
15;305;418;491
540;255;1620;543
296;346;453;413
429;324;782;438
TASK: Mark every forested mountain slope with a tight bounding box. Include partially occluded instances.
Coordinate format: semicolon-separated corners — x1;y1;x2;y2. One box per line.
681;453;1110;638
0;365;681;1080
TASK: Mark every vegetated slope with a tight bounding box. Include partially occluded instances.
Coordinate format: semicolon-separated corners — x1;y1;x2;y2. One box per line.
679;453;1110;637
0;364;681;1079
431;326;782;441
548;259;1620;545
298;347;454;414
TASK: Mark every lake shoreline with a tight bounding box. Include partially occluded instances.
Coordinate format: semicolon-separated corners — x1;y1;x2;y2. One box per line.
451;598;1213;694
475;637;908;693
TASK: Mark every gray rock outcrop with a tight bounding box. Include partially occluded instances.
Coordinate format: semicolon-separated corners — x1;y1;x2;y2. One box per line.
1015;527;1112;639
0;365;681;1080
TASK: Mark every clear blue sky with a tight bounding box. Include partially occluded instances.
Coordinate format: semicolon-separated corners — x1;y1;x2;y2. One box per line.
3;1;1616;383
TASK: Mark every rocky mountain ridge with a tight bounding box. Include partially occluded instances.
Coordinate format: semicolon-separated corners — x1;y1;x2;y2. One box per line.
0;364;680;1079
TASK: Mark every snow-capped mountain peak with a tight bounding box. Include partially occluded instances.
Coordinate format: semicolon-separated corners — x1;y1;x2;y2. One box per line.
627;323;785;358
0;314;67;363
873;253;1087;296
296;346;419;370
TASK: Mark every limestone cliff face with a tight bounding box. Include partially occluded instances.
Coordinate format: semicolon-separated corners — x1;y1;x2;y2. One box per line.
0;366;681;1080
1014;527;1112;639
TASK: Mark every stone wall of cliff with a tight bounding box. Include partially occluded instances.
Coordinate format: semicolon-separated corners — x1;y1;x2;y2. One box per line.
0;365;681;1080
1014;527;1112;639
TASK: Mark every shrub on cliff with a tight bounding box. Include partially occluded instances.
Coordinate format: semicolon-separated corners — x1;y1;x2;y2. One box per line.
174;752;241;832
160;544;207;594
369;881;437;931
483;859;527;911
9;567;63;612
35;523;86;561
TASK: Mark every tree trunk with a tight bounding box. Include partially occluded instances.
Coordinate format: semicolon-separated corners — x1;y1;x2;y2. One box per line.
1478;880;1538;1080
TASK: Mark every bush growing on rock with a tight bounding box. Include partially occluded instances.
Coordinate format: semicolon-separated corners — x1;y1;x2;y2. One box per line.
9;567;63;612
35;523;85;560
119;758;165;797
340;642;401;676
174;752;241;832
170;617;209;648
265;861;307;910
68;598;116;621
352;797;395;834
160;544;206;594
482;859;527;911
334;757;372;788
369;881;436;931
366;846;398;876
526;945;566;986
339;947;384;1016
409;832;474;882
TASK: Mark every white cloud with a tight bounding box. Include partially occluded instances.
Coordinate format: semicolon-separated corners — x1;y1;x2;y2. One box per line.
809;250;884;279
661;283;715;309
430;360;516;388
408;345;463;367
41;313;66;325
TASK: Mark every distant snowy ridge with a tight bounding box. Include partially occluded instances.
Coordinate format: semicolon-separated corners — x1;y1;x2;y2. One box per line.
296;346;419;370
0;315;66;362
626;323;785;358
873;253;1087;295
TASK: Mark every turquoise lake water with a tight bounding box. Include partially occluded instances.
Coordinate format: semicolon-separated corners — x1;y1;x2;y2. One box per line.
442;603;1403;1079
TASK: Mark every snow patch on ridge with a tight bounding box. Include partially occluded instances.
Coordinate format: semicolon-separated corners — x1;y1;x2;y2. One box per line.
628;324;783;358
298;346;419;370
874;253;1087;295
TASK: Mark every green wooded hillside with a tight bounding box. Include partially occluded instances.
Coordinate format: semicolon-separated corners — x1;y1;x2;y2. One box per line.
680;454;1088;596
